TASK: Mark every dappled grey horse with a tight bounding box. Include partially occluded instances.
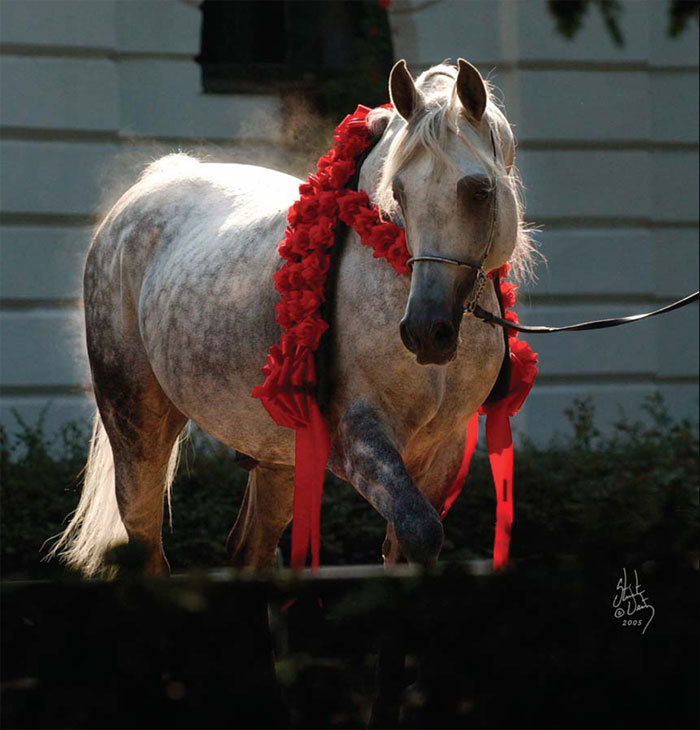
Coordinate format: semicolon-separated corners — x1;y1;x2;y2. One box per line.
49;60;533;577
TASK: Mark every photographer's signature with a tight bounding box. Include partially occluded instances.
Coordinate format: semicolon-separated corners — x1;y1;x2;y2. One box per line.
613;567;655;634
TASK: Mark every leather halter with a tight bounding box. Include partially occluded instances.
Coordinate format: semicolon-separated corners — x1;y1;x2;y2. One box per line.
406;125;499;313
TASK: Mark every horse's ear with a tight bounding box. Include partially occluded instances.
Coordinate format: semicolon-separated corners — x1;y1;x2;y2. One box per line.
456;58;487;122
389;60;422;122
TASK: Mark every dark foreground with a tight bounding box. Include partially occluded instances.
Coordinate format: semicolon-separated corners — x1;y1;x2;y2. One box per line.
2;557;697;730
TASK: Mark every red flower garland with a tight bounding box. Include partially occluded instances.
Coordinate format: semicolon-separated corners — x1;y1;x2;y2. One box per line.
252;105;409;431
252;104;538;572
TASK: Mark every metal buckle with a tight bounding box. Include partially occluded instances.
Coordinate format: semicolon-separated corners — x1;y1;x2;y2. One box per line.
465;270;487;313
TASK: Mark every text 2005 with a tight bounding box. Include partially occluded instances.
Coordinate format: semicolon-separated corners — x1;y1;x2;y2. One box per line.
622;619;643;626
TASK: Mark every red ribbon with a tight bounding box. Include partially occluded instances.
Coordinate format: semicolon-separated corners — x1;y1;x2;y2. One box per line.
486;407;514;570
290;399;331;570
441;412;479;518
440;408;514;571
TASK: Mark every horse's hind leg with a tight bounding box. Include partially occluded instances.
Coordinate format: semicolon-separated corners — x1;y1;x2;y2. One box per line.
94;362;187;575
226;463;294;569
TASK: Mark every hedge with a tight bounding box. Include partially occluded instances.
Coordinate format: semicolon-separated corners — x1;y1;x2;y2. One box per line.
1;395;697;579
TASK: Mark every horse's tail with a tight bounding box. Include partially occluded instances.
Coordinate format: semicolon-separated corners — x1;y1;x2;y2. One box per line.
44;412;180;578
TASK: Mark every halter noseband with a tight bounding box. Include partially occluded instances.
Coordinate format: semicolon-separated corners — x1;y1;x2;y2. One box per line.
405;125;499;313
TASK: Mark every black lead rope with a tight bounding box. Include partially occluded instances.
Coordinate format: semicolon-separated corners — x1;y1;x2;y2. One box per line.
468;291;699;334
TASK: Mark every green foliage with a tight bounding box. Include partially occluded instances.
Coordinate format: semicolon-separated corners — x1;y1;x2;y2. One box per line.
548;0;624;46
669;0;700;36
1;395;697;579
548;0;699;45
0;410;90;579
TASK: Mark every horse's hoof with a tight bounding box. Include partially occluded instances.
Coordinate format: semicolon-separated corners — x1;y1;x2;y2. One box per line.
394;512;443;565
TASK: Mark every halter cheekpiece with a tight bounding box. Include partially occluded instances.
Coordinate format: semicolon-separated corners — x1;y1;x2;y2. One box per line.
406;126;500;314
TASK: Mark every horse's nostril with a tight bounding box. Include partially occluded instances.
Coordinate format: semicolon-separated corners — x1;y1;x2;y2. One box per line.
400;321;418;353
430;320;455;351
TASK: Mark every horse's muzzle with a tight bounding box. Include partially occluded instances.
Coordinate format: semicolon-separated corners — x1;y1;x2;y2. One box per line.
400;316;458;365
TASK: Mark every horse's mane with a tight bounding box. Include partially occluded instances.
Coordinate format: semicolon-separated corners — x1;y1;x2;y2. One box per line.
367;64;536;283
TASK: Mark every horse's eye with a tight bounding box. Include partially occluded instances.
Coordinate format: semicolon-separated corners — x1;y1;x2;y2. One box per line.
472;188;491;202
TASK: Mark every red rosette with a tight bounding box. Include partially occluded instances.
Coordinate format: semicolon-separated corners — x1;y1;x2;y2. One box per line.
481;338;538;418
500;281;518;310
385;232;411;275
336;190;371;223
505;338;538;415
336;134;368;161
287;200;302;227
316;149;337;173
278;227;309;260
274;262;306;293
503;310;519;339
294;195;322;224
361;222;399;262
278;289;323;325
326;158;356;189
299;251;331;289
274;295;296;329
287;314;330;349
348;205;381;237
307;217;336;249
317;190;339;217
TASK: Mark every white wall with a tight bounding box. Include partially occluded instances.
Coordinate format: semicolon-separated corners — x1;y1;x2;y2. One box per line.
389;0;699;441
1;0;697;444
0;0;283;439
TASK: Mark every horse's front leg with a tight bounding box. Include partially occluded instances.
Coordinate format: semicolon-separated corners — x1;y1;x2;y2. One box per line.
335;404;443;565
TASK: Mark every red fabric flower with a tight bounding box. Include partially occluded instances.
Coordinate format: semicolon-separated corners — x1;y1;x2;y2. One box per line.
480;338;538;417
274;297;295;329
286;290;323;322
365;221;398;254
317;191;339;217
500;281;517;310
280;226;317;260
288;315;329;349
503;310;519;339
316;149;337;172
299;251;330;288
327;158;356;189
386;232;411;275
307;218;335;249
296;196;321;223
350;205;380;236
337;135;368;160
337;190;370;223
274;262;306;293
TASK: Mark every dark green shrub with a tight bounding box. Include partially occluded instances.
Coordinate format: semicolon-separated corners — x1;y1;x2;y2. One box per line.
1;395;697;579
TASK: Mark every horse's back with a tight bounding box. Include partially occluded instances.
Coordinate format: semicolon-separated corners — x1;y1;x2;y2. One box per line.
103;154;300;244
90;155;301;280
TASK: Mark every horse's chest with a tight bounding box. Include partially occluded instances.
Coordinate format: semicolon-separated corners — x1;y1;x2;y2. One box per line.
412;318;504;437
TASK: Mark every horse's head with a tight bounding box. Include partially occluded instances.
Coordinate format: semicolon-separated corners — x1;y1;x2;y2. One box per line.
375;60;528;365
